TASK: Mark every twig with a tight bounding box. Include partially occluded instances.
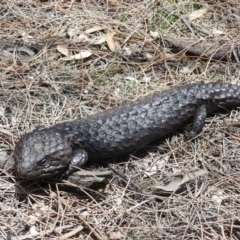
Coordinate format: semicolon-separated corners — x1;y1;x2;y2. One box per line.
109;164;142;192
61;225;84;239
76;214;103;240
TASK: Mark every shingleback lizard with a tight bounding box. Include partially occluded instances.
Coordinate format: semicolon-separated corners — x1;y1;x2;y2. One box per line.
14;82;240;180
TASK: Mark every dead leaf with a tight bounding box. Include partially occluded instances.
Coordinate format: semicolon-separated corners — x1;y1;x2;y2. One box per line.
0;50;12;61
62;50;92;61
29;226;40;236
57;45;69;56
155;169;208;191
109;231;125;240
12;46;35;56
20;31;34;39
212;29;225;36
188;8;207;21
0;105;5;117
85;26;105;34
1;46;36;62
68;28;77;38
74;34;88;43
143;156;168;177
0;151;7;163
150;30;160;39
142;76;151;82
180;66;194;74
93;35;106;45
39;65;46;75
106;31;116;52
146;53;153;59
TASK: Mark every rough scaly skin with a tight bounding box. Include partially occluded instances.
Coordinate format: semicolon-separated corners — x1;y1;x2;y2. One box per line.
14;82;240;180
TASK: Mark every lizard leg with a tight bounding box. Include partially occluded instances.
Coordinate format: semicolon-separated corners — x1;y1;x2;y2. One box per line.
185;104;207;140
62;149;88;178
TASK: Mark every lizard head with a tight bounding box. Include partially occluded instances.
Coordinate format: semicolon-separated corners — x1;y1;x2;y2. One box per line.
14;127;73;180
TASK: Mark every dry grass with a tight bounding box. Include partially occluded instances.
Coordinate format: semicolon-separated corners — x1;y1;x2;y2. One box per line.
1;0;240;239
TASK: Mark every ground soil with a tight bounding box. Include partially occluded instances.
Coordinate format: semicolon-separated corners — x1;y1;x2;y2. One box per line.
1;1;240;239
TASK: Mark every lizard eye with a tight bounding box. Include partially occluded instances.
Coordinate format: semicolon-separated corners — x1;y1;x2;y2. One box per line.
40;159;47;166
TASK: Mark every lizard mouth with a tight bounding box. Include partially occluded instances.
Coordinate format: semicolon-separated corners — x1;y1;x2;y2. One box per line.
17;161;69;180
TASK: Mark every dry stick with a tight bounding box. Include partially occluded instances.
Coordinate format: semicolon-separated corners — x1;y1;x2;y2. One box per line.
11;225;77;240
61;225;84;240
164;36;239;61
109;164;142;192
190;23;211;36
165;7;195;36
224;224;240;230
232;49;240;62
76;214;103;240
180;16;195;36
